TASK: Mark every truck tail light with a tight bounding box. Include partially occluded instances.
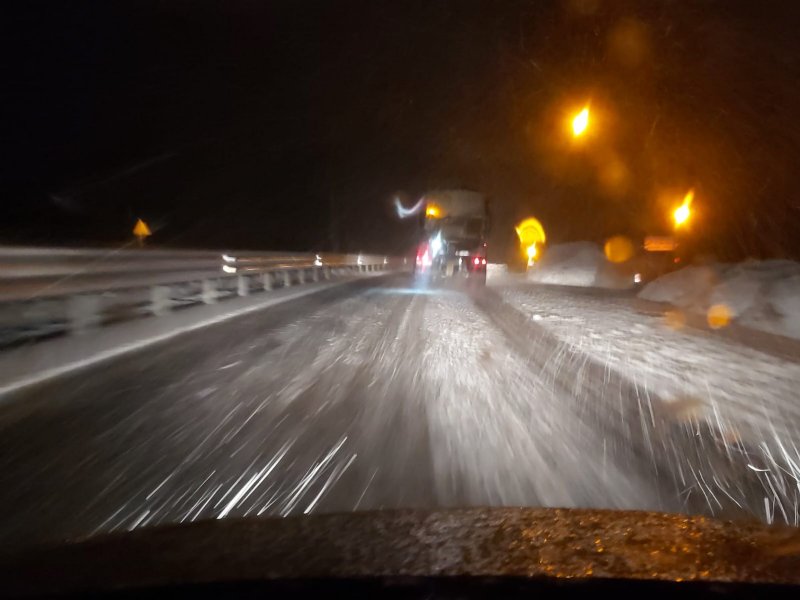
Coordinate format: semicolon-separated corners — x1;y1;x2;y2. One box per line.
417;244;431;267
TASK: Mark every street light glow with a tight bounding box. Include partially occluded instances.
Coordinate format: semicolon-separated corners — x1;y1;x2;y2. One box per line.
425;204;441;218
526;243;538;267
572;107;589;137
674;204;690;225
673;189;694;228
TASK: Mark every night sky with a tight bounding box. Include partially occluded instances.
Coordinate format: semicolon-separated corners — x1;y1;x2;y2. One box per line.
3;1;800;260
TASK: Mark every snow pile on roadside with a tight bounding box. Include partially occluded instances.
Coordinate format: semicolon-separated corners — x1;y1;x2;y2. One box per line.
639;260;800;339
502;284;800;521
527;242;630;289
636;266;718;306
486;262;508;281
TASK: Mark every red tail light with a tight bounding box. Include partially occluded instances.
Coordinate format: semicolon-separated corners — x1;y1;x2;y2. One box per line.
473;257;480;265
416;243;431;267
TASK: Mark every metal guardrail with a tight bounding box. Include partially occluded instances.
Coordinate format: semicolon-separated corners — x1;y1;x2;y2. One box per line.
0;246;401;347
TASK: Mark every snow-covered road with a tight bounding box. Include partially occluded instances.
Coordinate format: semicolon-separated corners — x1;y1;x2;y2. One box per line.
1;273;797;548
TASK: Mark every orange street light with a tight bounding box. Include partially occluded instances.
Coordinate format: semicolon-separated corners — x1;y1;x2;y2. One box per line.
673;189;694;229
572;106;590;137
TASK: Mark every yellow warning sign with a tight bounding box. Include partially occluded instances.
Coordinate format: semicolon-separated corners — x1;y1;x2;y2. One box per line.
133;218;152;240
515;217;546;247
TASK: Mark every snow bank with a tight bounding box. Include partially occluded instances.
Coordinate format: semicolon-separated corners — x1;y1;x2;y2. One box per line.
486;262;508;276
636;266;718;307
639;260;800;339
485;262;510;284
527;242;631;289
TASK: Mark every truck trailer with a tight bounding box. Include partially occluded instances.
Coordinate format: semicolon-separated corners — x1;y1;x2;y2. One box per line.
415;189;490;285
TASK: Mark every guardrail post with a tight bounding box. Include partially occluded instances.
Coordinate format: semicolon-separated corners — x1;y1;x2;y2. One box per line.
262;272;273;291
312;267;320;282
283;270;292;287
150;285;171;316
323;267;331;280
67;294;102;334
297;269;305;284
237;275;249;297
202;279;217;304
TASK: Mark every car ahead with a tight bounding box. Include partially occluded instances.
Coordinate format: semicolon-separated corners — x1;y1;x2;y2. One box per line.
2;507;800;598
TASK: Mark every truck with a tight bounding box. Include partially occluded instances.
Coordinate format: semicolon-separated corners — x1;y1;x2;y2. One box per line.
414;189;490;285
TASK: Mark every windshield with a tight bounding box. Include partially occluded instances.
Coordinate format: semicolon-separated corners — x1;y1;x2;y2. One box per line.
1;0;800;561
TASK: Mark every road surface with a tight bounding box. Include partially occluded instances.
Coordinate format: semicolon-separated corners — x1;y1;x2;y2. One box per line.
1;273;798;548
